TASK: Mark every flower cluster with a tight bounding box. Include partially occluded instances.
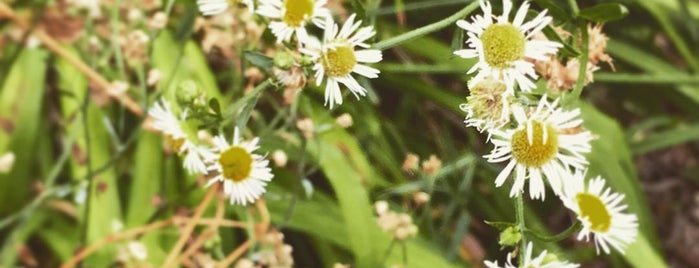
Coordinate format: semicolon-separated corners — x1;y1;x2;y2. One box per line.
375;201;419;241
147;96;273;206
197;0;383;109
454;0;638;262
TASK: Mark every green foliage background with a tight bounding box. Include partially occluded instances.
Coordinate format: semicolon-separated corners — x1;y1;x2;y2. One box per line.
1;0;698;267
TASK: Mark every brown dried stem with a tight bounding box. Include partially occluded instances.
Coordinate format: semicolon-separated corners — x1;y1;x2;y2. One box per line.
177;194;226;264
60;219;174;268
216;199;271;267
162;184;219;268
0;2;143;116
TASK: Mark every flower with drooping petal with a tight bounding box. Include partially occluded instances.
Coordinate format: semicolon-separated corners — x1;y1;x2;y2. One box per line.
560;171;638;255
460;77;513;132
205;128;274;205
454;0;561;92
301;14;382;109
148;99;211;175
485;95;593;200
484;242;579;268
256;0;330;44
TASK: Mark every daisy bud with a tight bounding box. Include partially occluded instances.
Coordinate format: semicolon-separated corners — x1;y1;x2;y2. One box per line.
296;118;314;139
0;152;15;174
335;113;353;128
147;68;162;87
272;150;288;167
421;155;442;176
274;51;295;70
401;153;419;173
176;80;202;108
127;241;148;260
375;200;389;215
148;12;168;30
498;226;521;247
412;191;430;206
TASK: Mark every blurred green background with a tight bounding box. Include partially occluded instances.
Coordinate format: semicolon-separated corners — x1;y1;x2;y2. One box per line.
1;0;699;267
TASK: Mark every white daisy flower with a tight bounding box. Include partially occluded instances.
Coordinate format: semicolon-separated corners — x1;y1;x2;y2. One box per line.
485;96;593;200
197;0;254;16
148;99;210;175
484;242;579;268
205;128;274;205
301;14;382;109
454;0;561;92
560;171;638;255
256;0;330;44
460;77;512;133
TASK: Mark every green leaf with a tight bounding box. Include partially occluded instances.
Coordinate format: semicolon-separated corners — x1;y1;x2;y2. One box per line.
151;30;223;103
532;0;571;23
0;48;48;215
629;124;699;155
209;97;222;116
243;51;274;71
578;3;629;22
0;48;49;265
349;0;367;20
450;26;464;52
542;25;579;57
607;39;699;108
55;46;122;266
125;132;163;227
266;172;460;268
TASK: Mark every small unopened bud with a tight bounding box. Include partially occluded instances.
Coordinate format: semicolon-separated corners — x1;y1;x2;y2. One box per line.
234;259;255;268
127;241;147;260
421;155;442;175
108;81;129;96
394;227;408;240
412;191;430;206
499;226;522;247
147;69;162;87
375;200;389;215
336;113;353;128
197;130;213;145
127;9;142;22
402;153;419;173
176;80;202;108
149;12;168;30
296;118;314;139
0;152;15;173
272;150;288;167
274;51;295;70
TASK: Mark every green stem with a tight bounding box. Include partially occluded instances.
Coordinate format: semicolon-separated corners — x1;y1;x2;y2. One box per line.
382;238;397;265
524;221;582;242
372;1;479;51
595;73;699;84
223;79;272;126
515;193;526;267
370;0;467;16
567;0;579;15
563;22;589;106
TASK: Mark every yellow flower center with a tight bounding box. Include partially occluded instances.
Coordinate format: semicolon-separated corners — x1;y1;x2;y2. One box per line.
576;192;612;233
480;24;526;68
218;146;253;182
510;121;558;167
321;43;357;77
283;0;314;27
